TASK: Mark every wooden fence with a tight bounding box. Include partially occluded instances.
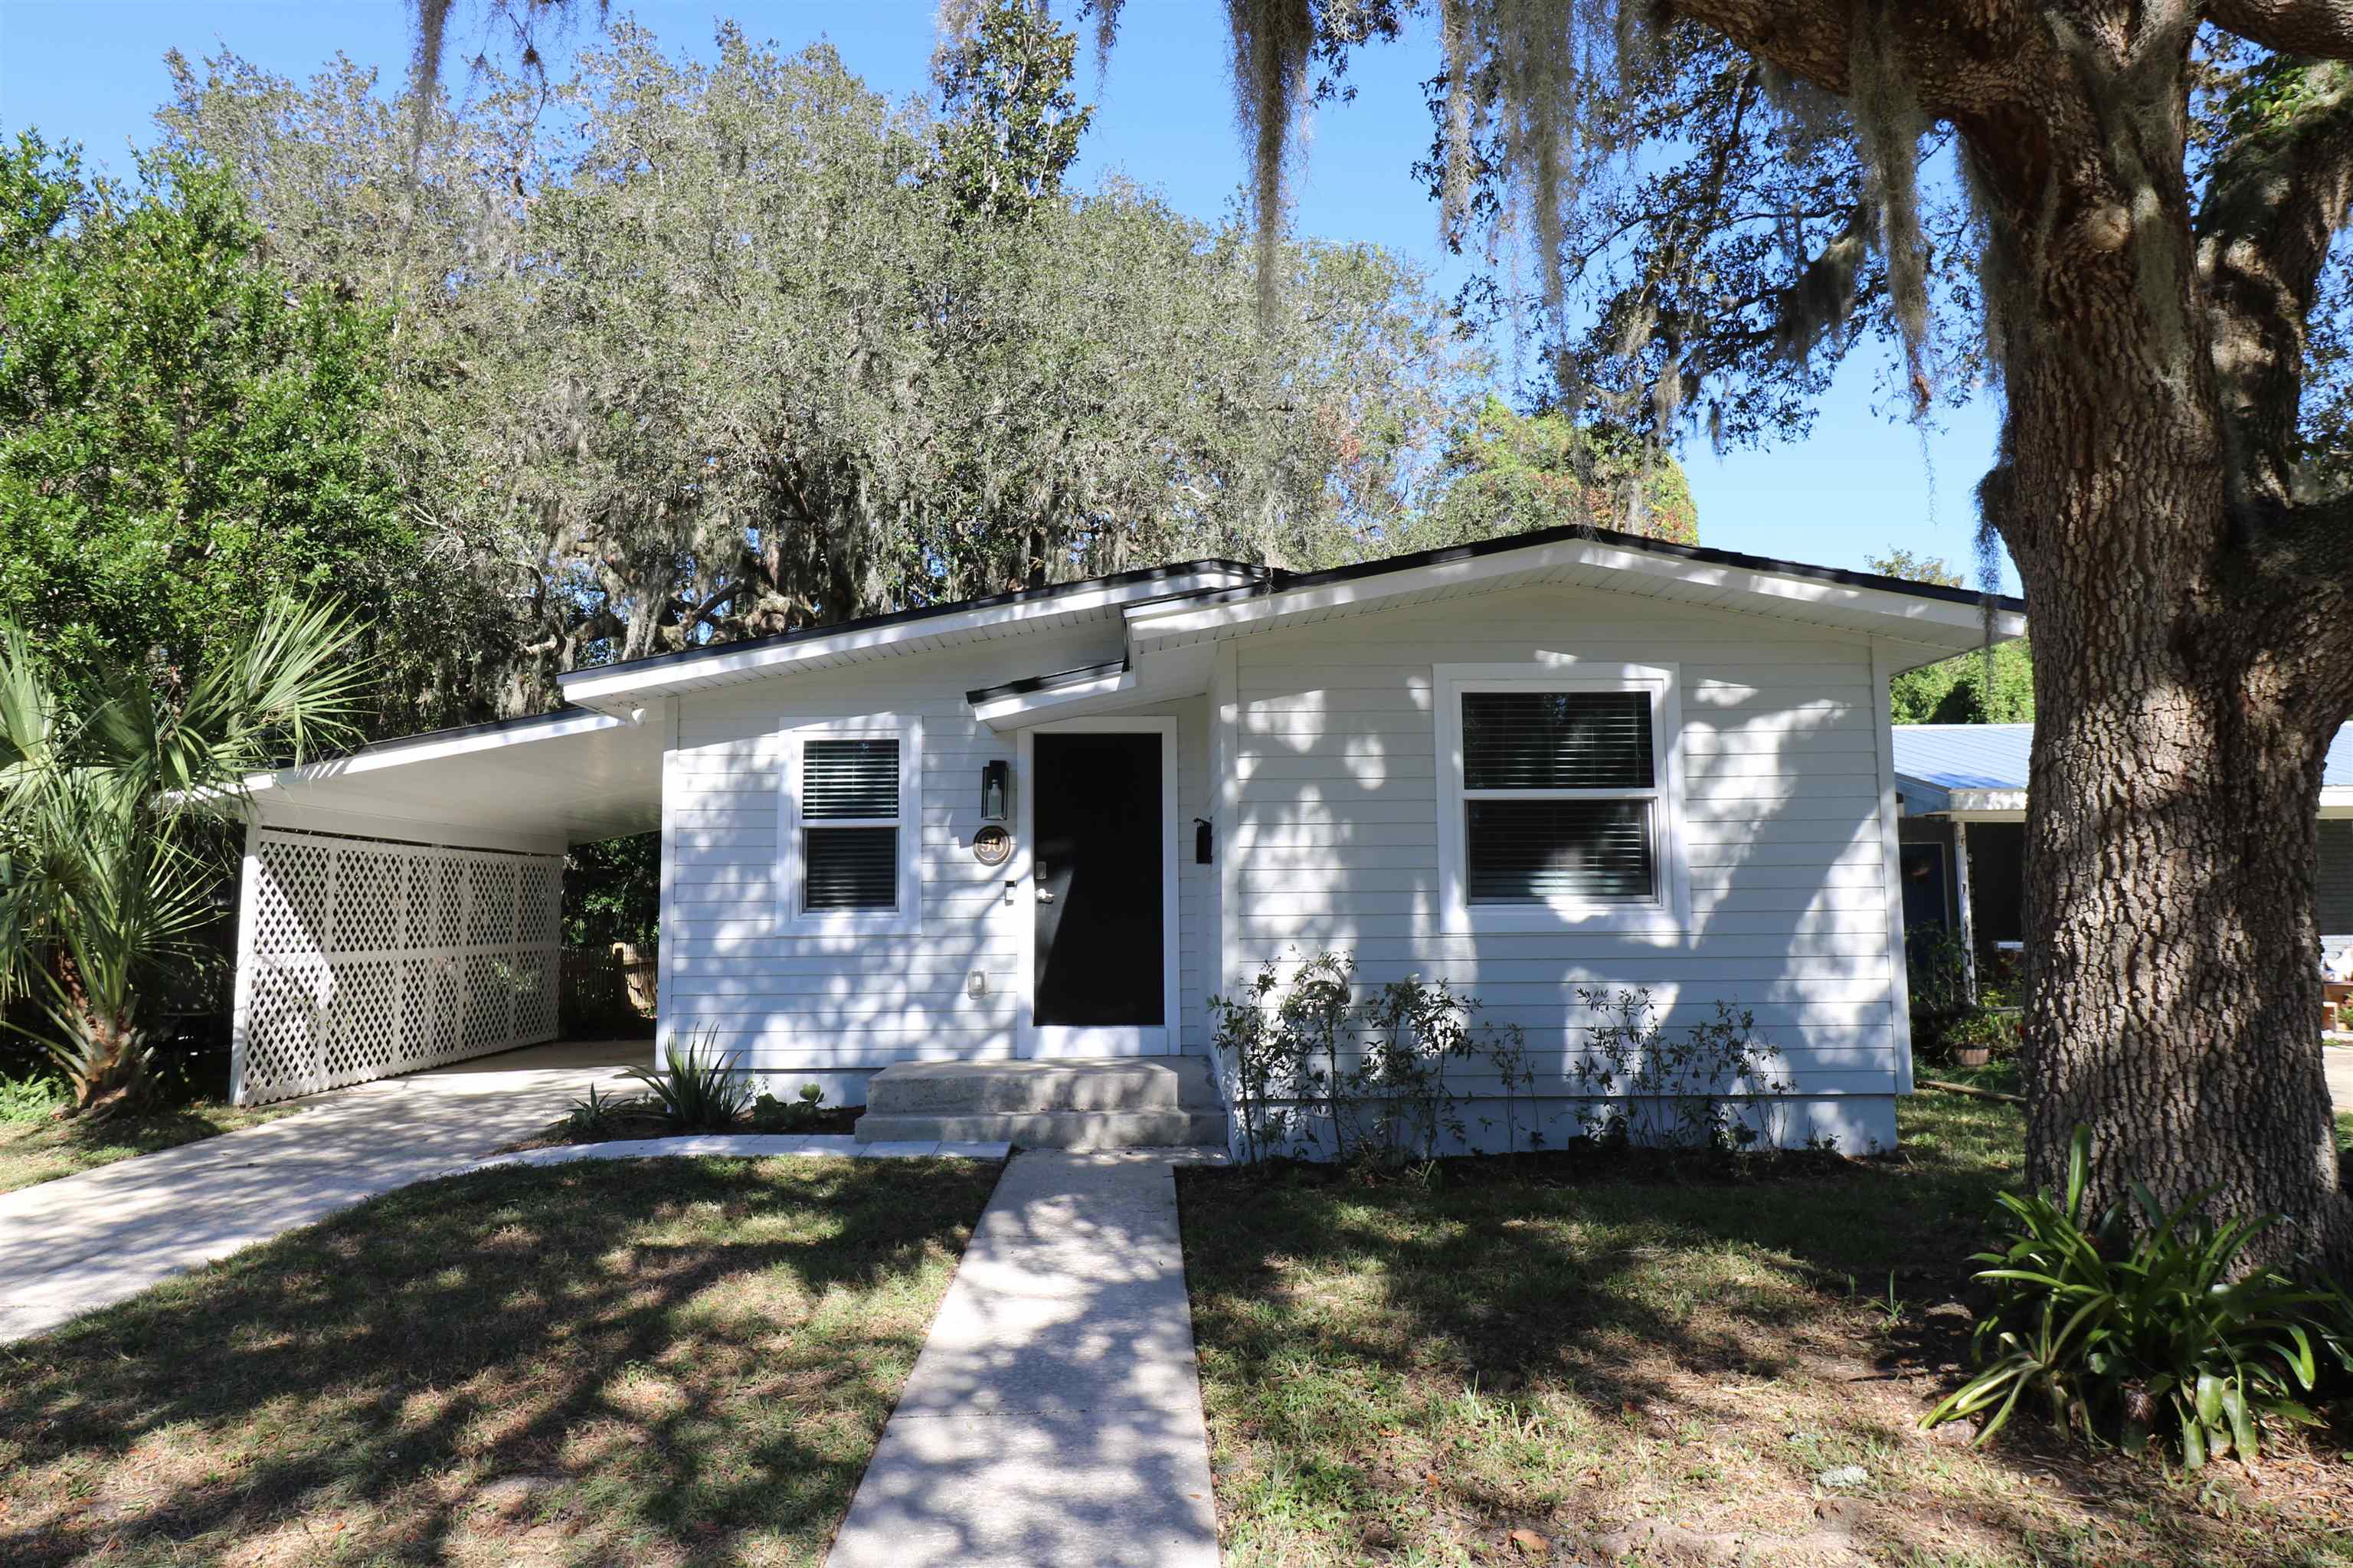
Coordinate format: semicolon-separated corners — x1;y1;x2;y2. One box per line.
559;946;659;1039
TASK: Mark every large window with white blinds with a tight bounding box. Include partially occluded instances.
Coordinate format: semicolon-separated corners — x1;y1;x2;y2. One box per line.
779;718;922;934
1436;666;1686;934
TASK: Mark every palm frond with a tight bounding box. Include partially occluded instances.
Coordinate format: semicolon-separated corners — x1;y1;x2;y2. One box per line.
0;623;61;809
213;596;375;762
149;597;376;826
0;600;365;1109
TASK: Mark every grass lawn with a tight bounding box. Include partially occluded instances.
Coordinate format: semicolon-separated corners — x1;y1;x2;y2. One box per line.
1180;1071;2353;1567
0;1154;1000;1566
0;1100;293;1195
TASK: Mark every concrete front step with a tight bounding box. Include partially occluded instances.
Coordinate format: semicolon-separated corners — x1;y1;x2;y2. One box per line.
865;1056;1218;1115
856;1056;1227;1148
852;1109;1229;1150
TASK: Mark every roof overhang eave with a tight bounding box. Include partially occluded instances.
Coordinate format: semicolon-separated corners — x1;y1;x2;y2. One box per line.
1122;537;2027;660
1894;774;1954;816
1916;787;2029;820
559;566;1258;713
970;667;1137;728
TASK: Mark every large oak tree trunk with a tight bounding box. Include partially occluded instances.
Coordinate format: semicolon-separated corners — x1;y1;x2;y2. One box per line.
1958;23;2353;1263
1657;0;2353;1270
2016;541;2345;1259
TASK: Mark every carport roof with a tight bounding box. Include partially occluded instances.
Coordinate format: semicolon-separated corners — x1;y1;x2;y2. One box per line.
1896;722;2353;818
245;707;662;852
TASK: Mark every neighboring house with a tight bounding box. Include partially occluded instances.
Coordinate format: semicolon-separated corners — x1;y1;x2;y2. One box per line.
226;524;2026;1153
1894;722;2353;973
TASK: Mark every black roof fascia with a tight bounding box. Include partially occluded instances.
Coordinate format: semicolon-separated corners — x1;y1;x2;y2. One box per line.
559;559;1264;686
964;658;1130;706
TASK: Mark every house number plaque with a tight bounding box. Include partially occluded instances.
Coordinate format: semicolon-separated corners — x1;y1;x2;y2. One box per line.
972;825;1012;866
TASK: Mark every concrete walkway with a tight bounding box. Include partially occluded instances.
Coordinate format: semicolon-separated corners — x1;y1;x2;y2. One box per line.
0;1039;644;1344
2328;1042;2353;1114
828;1149;1224;1568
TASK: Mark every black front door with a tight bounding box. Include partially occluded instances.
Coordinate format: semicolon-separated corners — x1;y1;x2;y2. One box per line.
1033;732;1164;1030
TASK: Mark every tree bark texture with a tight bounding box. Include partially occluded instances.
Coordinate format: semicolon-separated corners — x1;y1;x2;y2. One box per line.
1672;0;2353;1262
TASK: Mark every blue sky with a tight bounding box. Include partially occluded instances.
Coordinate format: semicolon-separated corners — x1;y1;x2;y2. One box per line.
0;0;2014;590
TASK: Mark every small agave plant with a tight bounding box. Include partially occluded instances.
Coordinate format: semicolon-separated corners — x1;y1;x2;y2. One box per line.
623;1030;754;1132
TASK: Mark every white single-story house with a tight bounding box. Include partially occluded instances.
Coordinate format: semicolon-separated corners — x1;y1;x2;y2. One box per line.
1894;722;2353;977
225;524;2027;1152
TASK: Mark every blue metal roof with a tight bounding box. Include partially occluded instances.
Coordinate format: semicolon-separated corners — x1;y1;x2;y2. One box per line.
1893;722;2353;795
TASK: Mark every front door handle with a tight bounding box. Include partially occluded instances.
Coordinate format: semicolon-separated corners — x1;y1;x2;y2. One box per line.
1036;889;1055;903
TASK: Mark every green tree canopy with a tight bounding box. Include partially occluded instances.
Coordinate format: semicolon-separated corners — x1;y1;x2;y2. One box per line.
931;0;1092;223
0;134;446;716
159;15;1478;715
1393;394;1699;554
1866;547;2035;725
1887;645;2035;726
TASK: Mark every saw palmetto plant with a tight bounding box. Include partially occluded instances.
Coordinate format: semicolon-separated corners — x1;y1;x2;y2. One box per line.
0;598;370;1115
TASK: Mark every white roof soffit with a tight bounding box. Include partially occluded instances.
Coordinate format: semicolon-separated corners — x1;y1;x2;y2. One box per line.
558;564;1261;715
1121;535;2027;669
1913;787;2348;823
244;708;665;849
1897;779;2030;820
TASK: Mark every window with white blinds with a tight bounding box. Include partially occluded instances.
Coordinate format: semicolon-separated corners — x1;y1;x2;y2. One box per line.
1462;692;1656;902
803;740;899;911
1436;666;1685;934
780;719;921;933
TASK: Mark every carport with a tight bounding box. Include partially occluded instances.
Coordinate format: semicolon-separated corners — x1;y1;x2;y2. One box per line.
1893;722;2353;984
229;709;664;1105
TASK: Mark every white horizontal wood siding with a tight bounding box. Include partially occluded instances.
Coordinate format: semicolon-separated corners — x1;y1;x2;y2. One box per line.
1225;584;1905;1142
662;629;1212;1095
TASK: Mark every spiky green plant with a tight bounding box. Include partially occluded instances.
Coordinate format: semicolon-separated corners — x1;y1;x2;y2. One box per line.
0;599;370;1115
624;1030;754;1132
1923;1128;2345;1467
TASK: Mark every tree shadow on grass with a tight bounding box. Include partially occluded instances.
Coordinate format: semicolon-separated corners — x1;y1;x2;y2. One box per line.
0;1154;1001;1566
1176;1147;2348;1566
0;1105;282;1195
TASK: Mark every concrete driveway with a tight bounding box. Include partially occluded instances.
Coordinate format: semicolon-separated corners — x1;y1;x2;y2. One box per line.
0;1039;644;1344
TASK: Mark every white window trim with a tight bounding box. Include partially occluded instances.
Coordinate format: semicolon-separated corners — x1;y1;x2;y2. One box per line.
776;715;924;937
1434;662;1690;935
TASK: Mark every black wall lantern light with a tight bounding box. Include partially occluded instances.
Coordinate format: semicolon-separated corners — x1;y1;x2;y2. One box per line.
981;759;1010;823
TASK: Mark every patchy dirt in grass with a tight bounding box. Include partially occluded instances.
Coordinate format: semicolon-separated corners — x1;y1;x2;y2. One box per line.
0;1154;997;1566
1180;1090;2353;1567
0;1100;295;1193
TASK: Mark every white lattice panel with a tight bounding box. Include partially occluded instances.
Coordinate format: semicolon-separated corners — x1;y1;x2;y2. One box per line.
231;830;566;1105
